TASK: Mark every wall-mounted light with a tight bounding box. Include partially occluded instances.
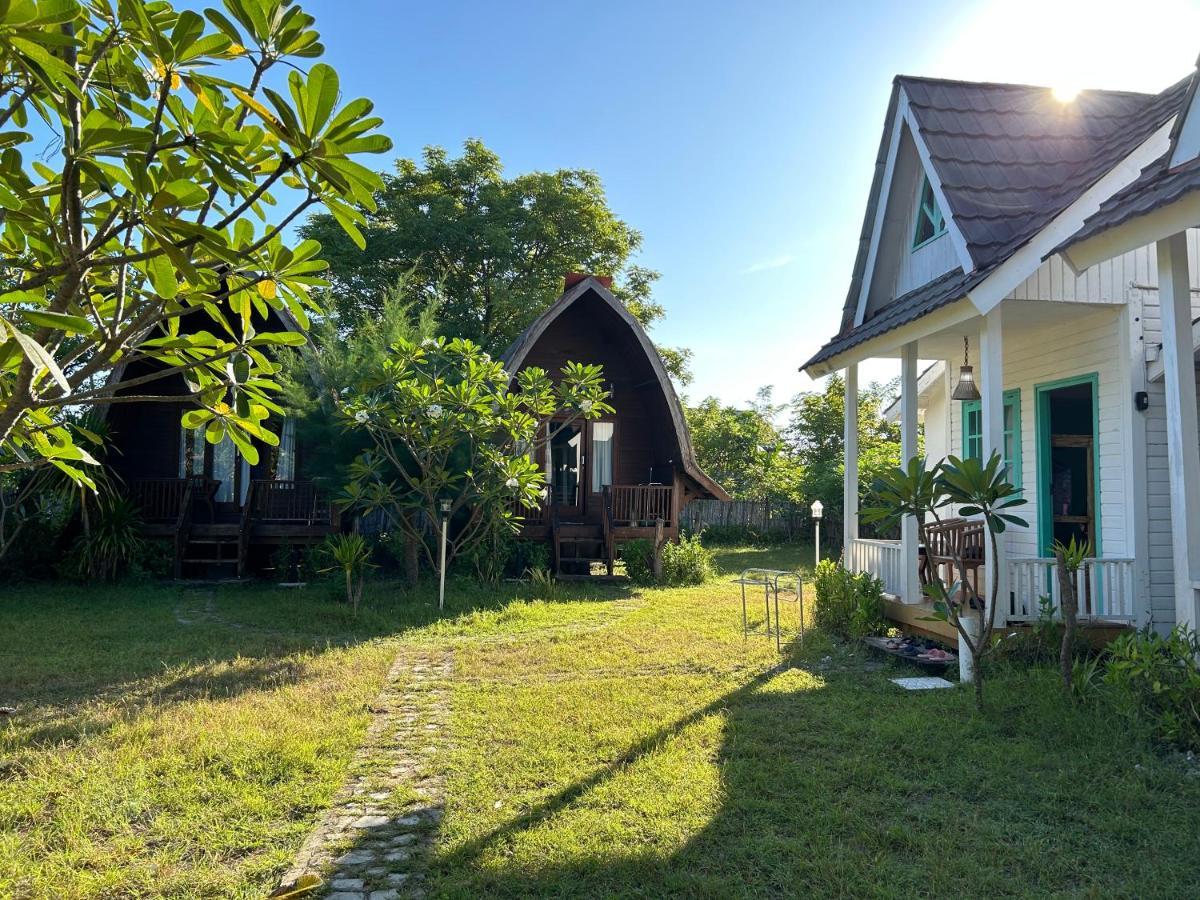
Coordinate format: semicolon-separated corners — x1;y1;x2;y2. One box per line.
952;336;981;402
1135;391;1149;412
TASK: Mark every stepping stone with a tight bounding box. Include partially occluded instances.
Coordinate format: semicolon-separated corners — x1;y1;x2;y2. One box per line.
353;815;392;828
890;676;956;690
332;878;365;890
336;850;375;866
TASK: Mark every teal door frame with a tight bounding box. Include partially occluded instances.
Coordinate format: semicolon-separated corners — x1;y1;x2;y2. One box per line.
1034;372;1102;558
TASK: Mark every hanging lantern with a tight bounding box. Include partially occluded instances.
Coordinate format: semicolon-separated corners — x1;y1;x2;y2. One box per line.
952;336;981;402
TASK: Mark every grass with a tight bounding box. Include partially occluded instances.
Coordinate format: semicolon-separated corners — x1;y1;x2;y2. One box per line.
4;545;1200;897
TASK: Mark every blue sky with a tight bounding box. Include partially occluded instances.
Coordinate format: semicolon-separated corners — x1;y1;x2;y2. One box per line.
297;0;1200;408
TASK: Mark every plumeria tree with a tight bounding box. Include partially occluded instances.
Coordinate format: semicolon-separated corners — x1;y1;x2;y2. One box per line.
339;336;612;572
0;0;390;485
862;453;1027;708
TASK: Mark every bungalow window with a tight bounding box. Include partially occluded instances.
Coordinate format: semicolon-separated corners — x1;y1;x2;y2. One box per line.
962;389;1022;490
276;418;296;481
590;422;614;492
178;425;203;478
912;176;946;249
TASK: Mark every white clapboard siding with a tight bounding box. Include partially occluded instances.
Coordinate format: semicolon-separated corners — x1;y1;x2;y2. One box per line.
945;306;1128;565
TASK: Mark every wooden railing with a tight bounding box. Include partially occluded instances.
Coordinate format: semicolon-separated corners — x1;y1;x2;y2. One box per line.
609;484;673;526
129;477;193;521
510;495;547;525
847;538;906;598
1008;557;1136;621
247;479;333;524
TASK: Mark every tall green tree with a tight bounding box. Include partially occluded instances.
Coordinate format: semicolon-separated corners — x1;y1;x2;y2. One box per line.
686;387;801;501
300;139;691;380
786;375;904;538
0;0;390;486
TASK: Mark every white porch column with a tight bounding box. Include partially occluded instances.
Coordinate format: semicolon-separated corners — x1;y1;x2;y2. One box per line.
1156;233;1200;629
979;305;1008;626
900;342;921;604
843;364;859;558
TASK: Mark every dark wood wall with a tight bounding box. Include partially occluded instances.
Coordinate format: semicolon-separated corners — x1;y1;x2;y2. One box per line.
514;291;683;488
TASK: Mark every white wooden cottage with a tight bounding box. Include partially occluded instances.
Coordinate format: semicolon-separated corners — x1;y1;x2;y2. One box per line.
803;63;1200;634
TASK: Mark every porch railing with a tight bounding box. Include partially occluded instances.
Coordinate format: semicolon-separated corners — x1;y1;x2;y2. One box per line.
609;484;673;525
128;477;193;521
247;479;333;525
846;538;905;598
1007;557;1136;621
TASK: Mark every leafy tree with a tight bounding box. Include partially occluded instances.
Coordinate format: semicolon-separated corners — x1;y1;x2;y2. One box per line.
339;336;612;572
786;375;904;538
0;0;391;486
300;140;692;381
686;387;801;501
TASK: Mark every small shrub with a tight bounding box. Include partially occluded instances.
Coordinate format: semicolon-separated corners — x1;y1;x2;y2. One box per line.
661;533;714;585
321;533;376;615
527;565;558;600
510;539;550;577
993;595;1091;668
812;559;885;640
1102;625;1200;751
271;542;321;583
622;539;655;585
61;494;146;582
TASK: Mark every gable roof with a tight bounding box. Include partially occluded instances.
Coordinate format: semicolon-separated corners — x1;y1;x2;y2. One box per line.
501;276;730;502
816;73;1192;372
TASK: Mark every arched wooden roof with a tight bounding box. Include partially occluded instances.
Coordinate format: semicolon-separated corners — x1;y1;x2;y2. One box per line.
501;276;730;502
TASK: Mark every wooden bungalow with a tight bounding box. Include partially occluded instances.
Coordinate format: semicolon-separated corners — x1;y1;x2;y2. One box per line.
501;274;730;575
105;311;338;579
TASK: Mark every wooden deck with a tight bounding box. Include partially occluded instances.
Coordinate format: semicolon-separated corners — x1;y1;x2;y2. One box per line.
883;597;1133;649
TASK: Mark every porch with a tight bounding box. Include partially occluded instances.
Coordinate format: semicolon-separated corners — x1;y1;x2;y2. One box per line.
822;293;1144;634
848;535;1136;625
513;482;678;576
129;477;339;578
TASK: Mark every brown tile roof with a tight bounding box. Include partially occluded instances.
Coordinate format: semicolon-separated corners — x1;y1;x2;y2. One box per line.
815;73;1192;371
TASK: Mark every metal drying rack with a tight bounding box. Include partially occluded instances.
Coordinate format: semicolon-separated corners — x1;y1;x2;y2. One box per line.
732;567;805;651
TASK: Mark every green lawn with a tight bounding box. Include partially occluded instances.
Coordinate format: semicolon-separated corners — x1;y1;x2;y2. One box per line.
4;546;1200;898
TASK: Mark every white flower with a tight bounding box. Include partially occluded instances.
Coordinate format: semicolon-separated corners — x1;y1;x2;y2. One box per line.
427;403;443;419
354;410;370;424
580;399;594;413
481;351;491;362
421;338;437;348
505;477;519;489
538;487;548;499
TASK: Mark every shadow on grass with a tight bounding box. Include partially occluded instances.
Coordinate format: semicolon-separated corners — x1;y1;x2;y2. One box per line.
413;641;1200;898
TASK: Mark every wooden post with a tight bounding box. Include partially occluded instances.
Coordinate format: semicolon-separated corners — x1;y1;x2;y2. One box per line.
844;363;859;560
652;517;664;580
900;342;921;604
1157;233;1200;629
980;306;1008;626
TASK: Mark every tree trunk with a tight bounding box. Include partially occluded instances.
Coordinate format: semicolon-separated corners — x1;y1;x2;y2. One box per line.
1054;549;1077;691
405;530;419;587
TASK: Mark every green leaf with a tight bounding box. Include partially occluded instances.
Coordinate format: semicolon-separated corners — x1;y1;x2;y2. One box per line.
23;310;94;334
146;254;180;299
11;329;69;392
304;63;339;135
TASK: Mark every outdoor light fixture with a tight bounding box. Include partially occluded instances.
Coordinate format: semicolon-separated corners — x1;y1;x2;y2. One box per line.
811;500;823;567
952;336;981;402
438;499;452;611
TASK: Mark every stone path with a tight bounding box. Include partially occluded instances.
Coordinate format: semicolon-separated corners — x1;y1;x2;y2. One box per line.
277;650;453;899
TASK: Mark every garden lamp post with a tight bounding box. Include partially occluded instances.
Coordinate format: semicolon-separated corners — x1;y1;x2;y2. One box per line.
811;500;824;568
439;499;451;611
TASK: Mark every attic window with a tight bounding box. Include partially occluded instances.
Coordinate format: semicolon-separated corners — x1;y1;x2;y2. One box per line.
912;176;946;249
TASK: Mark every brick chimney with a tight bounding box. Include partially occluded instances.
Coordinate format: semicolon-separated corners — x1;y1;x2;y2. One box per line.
564;272;614;290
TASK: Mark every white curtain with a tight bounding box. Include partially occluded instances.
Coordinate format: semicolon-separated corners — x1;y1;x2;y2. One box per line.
591;422;614;492
277;418;296;481
212;435;236;502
